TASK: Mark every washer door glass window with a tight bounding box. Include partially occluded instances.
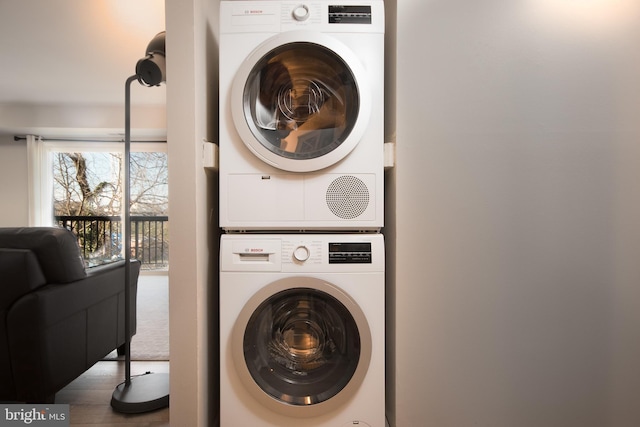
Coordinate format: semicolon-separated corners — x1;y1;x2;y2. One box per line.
243;42;359;161
243;287;361;406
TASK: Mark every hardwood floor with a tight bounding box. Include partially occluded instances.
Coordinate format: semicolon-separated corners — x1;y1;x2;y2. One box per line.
56;360;170;426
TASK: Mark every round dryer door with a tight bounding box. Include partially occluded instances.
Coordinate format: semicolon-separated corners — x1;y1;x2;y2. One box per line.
232;277;372;418
231;31;372;172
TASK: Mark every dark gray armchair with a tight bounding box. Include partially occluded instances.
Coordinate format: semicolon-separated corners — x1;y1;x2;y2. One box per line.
0;227;138;403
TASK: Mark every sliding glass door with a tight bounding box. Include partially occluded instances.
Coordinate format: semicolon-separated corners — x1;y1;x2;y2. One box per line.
29;139;168;268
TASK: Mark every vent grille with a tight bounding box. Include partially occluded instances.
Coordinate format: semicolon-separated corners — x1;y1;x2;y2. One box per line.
326;176;370;219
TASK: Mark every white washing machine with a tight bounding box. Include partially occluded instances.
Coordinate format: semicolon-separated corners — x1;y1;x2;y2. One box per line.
220;234;385;426
219;1;385;231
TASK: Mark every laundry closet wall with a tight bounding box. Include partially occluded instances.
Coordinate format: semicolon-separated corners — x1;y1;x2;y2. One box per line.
394;1;640;426
165;0;220;425
166;0;640;425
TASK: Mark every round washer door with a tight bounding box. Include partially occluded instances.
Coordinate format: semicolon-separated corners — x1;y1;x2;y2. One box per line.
232;277;372;418
231;31;372;172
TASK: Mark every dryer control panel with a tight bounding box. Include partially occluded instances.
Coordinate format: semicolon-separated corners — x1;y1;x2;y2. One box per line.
221;1;384;33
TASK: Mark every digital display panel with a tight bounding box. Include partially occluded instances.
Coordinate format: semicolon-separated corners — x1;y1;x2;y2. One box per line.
328;242;372;263
329;5;372;24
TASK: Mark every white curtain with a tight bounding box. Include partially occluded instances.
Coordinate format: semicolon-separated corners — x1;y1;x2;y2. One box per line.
26;134;52;226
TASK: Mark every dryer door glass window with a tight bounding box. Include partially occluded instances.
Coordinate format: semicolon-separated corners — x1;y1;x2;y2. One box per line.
243;287;361;406
243;42;359;160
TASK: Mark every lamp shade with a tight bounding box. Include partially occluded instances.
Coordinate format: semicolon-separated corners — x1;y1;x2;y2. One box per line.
135;31;166;86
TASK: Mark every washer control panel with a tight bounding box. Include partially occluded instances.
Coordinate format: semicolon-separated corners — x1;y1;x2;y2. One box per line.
328;242;372;264
282;239;373;265
283;239;323;265
221;234;384;272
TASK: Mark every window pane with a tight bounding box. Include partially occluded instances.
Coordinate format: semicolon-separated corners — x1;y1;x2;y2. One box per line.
129;151;169;270
52;152;122;266
52;150;169;270
53;152;122;216
130;152;168;215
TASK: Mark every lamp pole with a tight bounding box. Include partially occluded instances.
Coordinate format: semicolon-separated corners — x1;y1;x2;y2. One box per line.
111;31;169;413
123;74;137;386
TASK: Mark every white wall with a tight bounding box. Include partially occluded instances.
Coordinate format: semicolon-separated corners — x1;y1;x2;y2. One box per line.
0;135;28;226
395;1;640;426
0;104;166;139
165;0;220;425
0;103;165;227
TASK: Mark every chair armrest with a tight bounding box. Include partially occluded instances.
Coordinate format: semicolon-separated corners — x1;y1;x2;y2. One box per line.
85;259;125;276
10;259;140;327
5;259;140;402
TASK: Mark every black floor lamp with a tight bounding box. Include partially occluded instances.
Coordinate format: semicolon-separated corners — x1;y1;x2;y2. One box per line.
111;31;169;414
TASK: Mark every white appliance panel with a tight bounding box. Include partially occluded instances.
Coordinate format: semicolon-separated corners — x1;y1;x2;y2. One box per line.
219;0;384;231
220;234;385;426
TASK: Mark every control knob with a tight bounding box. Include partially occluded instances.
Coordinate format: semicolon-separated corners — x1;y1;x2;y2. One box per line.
292;5;310;21
293;245;310;262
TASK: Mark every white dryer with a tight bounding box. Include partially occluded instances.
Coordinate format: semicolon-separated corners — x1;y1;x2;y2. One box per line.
220;234;385;426
219;1;385;231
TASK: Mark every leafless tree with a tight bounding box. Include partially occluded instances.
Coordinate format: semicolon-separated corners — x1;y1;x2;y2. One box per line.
53;151;168;266
130;152;169;215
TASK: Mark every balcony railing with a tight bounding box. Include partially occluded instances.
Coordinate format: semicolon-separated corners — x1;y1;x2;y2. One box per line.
55;215;169;270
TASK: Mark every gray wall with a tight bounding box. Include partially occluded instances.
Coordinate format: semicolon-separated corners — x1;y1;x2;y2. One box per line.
394;1;640;426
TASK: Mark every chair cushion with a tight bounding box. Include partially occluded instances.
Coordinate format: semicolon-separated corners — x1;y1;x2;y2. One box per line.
0;227;86;284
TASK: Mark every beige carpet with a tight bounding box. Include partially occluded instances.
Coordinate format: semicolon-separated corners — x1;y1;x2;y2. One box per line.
103;274;170;361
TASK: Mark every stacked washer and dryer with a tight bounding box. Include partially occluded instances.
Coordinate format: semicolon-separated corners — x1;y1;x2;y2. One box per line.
218;1;385;426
